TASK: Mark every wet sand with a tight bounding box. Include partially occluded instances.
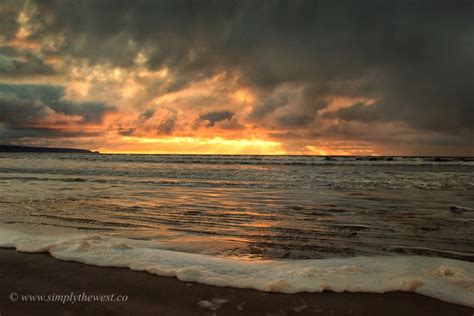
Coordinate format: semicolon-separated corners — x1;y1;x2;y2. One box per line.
0;248;472;315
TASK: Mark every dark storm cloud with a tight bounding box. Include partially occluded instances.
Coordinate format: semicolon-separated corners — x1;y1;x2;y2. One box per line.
248;86;329;128
0;51;56;78
0;1;22;39
323;102;386;123
119;107;177;136
1;0;473;150
198;110;234;127
276;113;314;128
0;83;116;138
138;108;155;121
248;95;289;120
157;115;177;135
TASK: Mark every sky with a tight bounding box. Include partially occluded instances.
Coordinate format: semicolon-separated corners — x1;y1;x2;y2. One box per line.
0;0;473;155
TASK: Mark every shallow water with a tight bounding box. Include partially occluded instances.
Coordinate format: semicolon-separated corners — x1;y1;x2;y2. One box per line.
0;153;473;261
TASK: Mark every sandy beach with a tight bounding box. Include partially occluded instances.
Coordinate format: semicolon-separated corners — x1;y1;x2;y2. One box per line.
0;249;471;315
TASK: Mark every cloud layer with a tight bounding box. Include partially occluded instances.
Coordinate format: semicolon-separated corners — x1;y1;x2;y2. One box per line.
0;0;472;154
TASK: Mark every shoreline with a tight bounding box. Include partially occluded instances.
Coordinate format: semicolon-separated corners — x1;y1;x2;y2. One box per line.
0;248;472;315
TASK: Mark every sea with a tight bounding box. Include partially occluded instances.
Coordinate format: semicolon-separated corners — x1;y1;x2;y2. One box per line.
0;154;473;307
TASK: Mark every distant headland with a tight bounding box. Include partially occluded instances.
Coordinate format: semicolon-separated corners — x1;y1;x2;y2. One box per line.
0;145;98;154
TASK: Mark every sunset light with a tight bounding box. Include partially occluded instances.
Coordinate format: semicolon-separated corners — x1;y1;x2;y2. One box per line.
1;0;471;155
1;1;473;315
103;136;287;155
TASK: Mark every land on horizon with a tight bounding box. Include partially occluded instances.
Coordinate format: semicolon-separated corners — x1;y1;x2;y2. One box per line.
0;144;96;154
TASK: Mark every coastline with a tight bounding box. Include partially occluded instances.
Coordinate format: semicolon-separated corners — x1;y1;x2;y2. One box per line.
0;249;472;315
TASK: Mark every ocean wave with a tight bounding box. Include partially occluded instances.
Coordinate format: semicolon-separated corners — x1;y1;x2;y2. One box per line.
1;153;474;166
0;172;472;190
0;225;473;308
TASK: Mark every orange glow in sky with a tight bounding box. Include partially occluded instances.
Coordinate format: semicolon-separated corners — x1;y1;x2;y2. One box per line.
99;136;287;155
2;1;472;156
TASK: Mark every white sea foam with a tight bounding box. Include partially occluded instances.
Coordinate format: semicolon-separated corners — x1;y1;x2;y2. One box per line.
0;225;473;307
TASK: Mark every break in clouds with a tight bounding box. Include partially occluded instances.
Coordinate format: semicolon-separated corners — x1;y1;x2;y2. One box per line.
0;0;473;155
